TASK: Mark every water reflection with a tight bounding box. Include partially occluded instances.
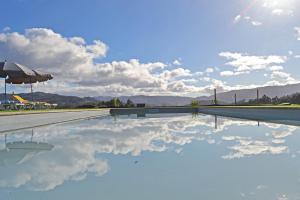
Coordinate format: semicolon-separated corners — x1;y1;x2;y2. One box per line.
0;114;299;198
0;131;53;166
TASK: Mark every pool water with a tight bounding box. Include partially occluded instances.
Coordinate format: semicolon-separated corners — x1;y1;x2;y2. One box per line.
0;113;300;200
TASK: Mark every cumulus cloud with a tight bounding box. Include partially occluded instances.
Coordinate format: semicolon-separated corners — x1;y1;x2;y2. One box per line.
0;28;264;97
270;71;296;84
219;52;287;72
0;28;297;97
0;28;208;96
218;52;298;85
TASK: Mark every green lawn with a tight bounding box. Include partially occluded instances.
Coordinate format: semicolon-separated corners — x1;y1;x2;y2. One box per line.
200;104;300;109
0;108;107;116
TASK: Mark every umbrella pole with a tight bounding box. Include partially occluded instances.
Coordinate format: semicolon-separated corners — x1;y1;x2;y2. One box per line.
4;79;6;104
31;83;33;102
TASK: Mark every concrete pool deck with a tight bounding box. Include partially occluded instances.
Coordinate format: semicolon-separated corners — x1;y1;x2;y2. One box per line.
0;109;109;133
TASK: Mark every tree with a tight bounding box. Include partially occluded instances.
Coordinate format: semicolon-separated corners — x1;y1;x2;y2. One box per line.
260;95;272;104
125;99;135;107
271;96;279;104
106;98;123;107
191;100;200;107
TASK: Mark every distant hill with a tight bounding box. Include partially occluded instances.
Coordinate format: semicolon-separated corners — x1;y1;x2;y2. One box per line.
1;83;300;106
198;83;300;104
0;92;95;106
96;83;300;105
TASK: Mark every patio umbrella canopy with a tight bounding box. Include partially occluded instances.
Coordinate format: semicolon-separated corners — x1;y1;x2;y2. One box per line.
0;62;36;80
6;70;53;84
0;61;53;103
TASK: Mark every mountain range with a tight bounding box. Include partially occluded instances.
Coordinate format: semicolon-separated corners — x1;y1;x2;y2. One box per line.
96;83;300;106
1;83;300;106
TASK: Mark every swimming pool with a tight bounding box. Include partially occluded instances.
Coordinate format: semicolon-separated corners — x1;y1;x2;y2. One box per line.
0;113;299;200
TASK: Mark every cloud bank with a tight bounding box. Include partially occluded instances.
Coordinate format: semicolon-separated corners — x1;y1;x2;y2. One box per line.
0;28;298;97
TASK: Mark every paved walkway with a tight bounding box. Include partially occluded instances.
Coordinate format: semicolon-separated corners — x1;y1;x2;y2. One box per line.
0;109;109;133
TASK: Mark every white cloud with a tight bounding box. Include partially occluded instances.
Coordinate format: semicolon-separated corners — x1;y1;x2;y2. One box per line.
262;0;295;16
220;70;249;77
160;68;192;80
272;9;293;16
233;15;262;26
0;28;298;97
218;53;297;85
173;59;182;66
205;67;214;73
272;139;285;144
220;71;234;76
251;21;262;26
233;15;242;24
0;28;209;96
272;9;284;15
270;71;296;83
269;65;284;71
219;52;287;72
295;27;300;40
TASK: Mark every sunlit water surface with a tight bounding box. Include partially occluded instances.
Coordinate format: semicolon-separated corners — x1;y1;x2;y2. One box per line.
0;113;300;200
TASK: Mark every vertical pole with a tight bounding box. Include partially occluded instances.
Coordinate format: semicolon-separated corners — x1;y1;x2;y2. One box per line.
257;88;259;103
31;83;33;102
214;88;217;105
234;93;237;105
4;79;6;104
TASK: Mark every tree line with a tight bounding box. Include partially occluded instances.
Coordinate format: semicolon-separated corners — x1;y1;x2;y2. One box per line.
242;92;300;105
75;98;135;109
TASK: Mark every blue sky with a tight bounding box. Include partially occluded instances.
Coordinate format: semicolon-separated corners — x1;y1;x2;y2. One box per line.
0;0;300;96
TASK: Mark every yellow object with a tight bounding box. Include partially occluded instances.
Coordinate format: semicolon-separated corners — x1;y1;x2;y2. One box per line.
12;95;29;104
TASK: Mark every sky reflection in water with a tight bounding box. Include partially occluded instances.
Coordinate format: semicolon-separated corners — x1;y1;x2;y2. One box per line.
0;114;300;200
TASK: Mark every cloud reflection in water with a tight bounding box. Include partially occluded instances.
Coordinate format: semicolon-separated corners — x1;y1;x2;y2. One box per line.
0;114;298;191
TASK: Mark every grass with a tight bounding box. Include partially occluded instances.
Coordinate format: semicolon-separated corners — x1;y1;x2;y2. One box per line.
201;104;300;109
0;108;107;116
